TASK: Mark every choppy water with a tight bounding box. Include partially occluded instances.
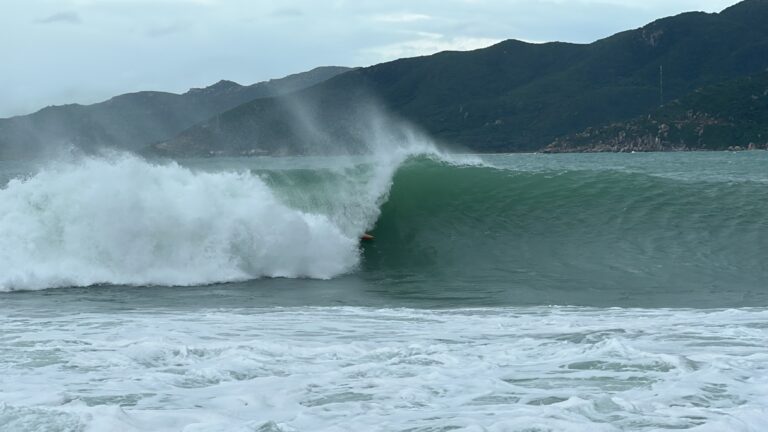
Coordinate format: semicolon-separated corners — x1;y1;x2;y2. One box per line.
1;150;767;431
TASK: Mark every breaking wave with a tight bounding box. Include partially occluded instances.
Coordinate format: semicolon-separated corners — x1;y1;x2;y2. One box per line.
1;149;765;295
0;156;360;290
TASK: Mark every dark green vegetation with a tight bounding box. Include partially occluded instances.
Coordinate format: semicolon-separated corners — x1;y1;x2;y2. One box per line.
546;72;768;152
0;67;349;160
150;0;768;156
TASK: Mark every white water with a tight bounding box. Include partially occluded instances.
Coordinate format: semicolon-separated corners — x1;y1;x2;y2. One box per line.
1;307;766;432
0;155;360;291
1;153;766;431
0;133;478;292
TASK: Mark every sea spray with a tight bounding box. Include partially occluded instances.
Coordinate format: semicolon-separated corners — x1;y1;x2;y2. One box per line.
0;155;359;290
257;142;481;238
0;142;476;291
1;153;766;432
258;98;483;236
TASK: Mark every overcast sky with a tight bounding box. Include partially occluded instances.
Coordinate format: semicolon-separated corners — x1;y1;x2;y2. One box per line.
2;0;740;118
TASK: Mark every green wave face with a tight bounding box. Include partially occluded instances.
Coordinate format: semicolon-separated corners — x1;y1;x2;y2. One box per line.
354;155;768;304
178;152;768;306
1;152;765;307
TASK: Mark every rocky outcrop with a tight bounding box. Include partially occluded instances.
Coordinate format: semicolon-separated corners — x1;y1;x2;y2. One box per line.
545;72;768;153
544;112;723;153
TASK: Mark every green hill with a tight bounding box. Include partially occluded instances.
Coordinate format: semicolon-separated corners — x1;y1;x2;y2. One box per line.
545;72;768;152
150;0;768;157
0;67;350;160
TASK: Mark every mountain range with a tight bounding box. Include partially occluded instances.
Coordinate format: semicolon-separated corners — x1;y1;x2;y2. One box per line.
545;71;768;152
2;0;768;159
0;67;349;160
148;0;768;156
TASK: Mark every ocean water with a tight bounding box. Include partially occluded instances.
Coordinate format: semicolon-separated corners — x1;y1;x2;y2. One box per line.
1;150;767;431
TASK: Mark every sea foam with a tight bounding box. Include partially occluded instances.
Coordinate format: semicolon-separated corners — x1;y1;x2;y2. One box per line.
1;306;766;431
0;155;359;290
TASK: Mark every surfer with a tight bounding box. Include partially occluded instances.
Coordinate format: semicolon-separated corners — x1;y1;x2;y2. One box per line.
361;233;375;241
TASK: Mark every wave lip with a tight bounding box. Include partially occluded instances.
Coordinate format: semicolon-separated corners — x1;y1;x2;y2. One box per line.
0;155;359;291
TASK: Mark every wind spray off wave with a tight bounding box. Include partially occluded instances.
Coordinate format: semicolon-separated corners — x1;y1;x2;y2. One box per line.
0;155;360;291
0;128;472;291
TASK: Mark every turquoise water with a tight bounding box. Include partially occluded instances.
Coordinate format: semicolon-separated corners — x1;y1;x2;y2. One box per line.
5;151;764;308
1;151;767;431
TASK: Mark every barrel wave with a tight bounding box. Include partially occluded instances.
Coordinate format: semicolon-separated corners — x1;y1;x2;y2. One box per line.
362;155;767;305
371;158;765;271
2;151;768;432
0;151;766;305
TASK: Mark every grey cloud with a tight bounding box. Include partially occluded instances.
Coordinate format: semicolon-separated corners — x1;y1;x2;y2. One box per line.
36;12;82;25
271;8;304;18
146;22;190;38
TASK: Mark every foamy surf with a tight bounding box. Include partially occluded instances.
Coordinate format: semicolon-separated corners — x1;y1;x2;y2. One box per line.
0;131;481;292
1;306;766;432
0;155;360;291
1;152;767;432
